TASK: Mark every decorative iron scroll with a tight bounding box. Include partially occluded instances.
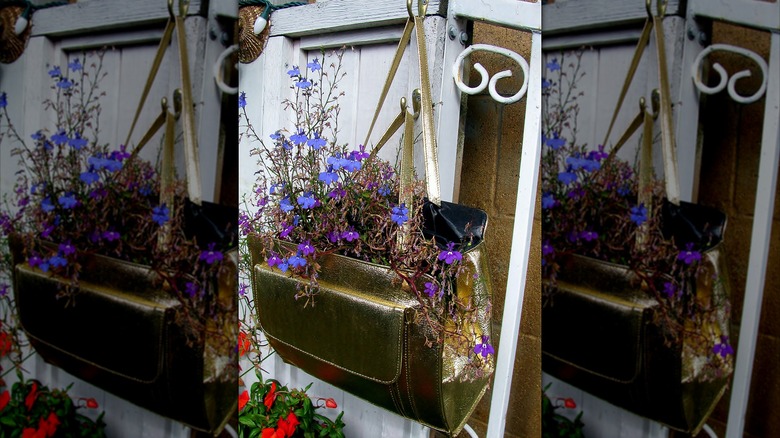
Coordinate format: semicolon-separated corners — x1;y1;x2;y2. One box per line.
452;44;529;104
691;43;768;104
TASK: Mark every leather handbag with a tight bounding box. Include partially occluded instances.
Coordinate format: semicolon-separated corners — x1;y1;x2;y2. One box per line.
542;3;732;434
10;2;237;433
250;5;494;436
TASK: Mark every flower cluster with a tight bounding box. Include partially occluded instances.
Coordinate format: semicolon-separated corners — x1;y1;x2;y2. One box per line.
238;376;345;438
0;378;105;437
0;51;236;363
541;51;732;380
239;50;491;375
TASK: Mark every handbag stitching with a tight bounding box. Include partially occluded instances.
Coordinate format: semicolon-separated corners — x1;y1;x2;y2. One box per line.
388;383;403;415
15;267;167;385
404;319;421;421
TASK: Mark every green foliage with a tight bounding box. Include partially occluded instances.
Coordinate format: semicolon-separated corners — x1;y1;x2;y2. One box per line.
542;384;584;438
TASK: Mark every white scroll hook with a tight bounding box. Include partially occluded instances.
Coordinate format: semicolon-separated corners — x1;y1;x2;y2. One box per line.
452;44;530;104
692;43;768;104
214;44;239;95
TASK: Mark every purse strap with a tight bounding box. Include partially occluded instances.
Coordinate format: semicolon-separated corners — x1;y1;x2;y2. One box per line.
122;0;202;206
600;0;680;205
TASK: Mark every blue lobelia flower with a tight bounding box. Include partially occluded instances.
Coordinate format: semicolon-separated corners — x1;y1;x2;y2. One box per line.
297;193;317;209
424;282;438;298
68;132;88;150
341;229;359;242
558;171;577;185
0;92;7;109
307;58;321;72
391;204;409;226
678;243;702;265
547;58;561;71
306;131;327;150
152;204;170;226
630;204;648;226
298;241;316;256
239;91;247;109
288;255;307;268
68;59;82;72
57;77;73;89
542;193;556;209
318;167;339;185
295;77;312;89
545;132;566;149
58;194;78;209
473;335;495;358
342;159;361;172
51;129;69;145
199;243;224;264
290;129;308;145
49;255;67;268
287;66;301;77
542;78;551;89
48;66;61;78
279;197;294;213
41;197;55;213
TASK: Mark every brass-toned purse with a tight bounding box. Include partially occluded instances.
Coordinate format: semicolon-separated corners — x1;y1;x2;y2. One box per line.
542;5;732;434
10;4;237;433
250;8;494;436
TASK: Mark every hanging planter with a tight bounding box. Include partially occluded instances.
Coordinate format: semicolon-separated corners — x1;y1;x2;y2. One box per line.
0;3;238;432
241;6;496;435
540;7;734;434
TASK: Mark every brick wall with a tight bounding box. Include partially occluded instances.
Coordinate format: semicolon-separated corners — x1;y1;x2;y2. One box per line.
433;22;541;438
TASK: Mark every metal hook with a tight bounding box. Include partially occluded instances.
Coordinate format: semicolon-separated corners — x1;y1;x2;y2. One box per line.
161;96;169;112
639;96;647;112
412;89;421;119
400;96;408;111
407;0;428;19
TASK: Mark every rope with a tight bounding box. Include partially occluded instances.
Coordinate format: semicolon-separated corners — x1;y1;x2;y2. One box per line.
238;0;308;11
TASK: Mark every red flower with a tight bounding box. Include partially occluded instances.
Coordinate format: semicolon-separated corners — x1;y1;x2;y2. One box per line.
0;390;9;411
325;397;337;409
238;390;250;411
277;411;299;437
38;412;60;437
261;428;284;438
85;398;99;409
25;382;38;411
238;331;251;357
21;428;44;438
0;332;12;357
563;398;576;409
263;382;277;410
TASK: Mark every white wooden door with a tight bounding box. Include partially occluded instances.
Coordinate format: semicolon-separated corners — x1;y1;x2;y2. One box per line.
0;0;235;435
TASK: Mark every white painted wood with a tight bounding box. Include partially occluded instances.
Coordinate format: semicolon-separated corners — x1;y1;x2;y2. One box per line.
30;0;206;37
542;0;683;36
486;25;542;438
300;26;406;51
690;0;780;32
725;29;780;438
542;28;644;51
543;373;669;438
451;0;541;32
267;0;446;37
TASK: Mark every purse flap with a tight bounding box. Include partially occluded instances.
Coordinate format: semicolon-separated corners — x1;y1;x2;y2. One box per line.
254;251;418;384
14;256;177;384
543;255;658;383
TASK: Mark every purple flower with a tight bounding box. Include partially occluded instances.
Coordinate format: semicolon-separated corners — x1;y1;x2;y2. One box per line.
288;255;307;268
542;240;554;256
51;129;69;145
199;243;224;264
287;66;301;77
58;194;78;209
279;197;294;212
31;131;43;141
152;205;170;226
103;231;120;242
713;336;734;358
545;132;566;150
663;281;677;298
307;132;327;149
48;66;61;78
318;168;339;185
40;224;54;239
290;129;308;145
630;204;648;226
307;58;321;72
341;229;359;242
0;92;6;109
327;231;340;243
424;282;438;298
298;241;316;256
80;171;99;185
438;242;463;265
542;78;551;89
0;284;8;297
547;58;561;71
580;230;598;242
342;159;361;172
279;223;294;239
567;186;585;200
270;131;281;140
391;204;409;226
678;243;702;265
68;59;82;72
558;171;577;185
297;193;317;209
617;185;631;197
295;78;312;89
110;146;131;162
59;242;76;256
328;185;346;199
185;282;200;297
350;145;370;161
239;283;249;296
378;185;391;197
88;156;122;172
57;77;73;89
566;156;600;172
542;193;556;209
28;256;43;268
239;91;247;109
588;145;609;161
473;335;495;358
277;261;289;272
267;253;283;268
49;255;67;268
